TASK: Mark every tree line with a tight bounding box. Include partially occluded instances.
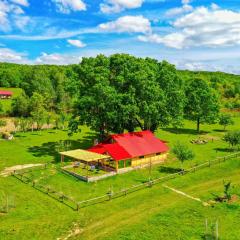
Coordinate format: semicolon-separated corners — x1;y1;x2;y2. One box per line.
0;54;239;138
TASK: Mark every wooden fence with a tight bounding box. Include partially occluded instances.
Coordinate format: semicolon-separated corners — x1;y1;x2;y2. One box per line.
12;152;240;211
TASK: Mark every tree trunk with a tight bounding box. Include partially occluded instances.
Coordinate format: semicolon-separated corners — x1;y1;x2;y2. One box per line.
135;118;144;131
197;117;200;133
99;125;105;141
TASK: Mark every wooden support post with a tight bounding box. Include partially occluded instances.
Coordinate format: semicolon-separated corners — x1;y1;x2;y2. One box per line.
116;161;119;173
61;155;64;163
124;160;126;168
86;162;88;178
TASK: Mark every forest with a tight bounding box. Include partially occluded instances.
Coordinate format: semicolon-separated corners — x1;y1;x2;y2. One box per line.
0;54;239;138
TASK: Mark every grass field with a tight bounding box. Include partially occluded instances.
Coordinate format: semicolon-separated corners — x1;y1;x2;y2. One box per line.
0;88;23;113
0;117;240;239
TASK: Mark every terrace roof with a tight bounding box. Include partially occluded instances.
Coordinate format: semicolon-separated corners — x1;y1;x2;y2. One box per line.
60;149;110;162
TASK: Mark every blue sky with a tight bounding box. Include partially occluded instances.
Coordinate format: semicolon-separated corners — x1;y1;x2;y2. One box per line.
0;0;240;73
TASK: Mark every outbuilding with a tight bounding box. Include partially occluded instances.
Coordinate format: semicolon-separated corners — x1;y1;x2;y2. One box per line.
0;90;13;99
88;130;169;172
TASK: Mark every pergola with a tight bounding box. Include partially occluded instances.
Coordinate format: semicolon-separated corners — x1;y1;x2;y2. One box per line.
60;149;112;174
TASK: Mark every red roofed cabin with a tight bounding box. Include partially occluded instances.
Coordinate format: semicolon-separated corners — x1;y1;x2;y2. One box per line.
0;90;13;99
89;130;169;172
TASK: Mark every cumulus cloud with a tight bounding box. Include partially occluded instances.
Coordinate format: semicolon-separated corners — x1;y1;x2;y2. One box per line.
175;60;240;74
0;48;82;65
139;6;240;49
0;47;28;63
165;0;193;17
10;0;29;7
67;39;86;48
52;0;86;14
211;3;220;11
99;15;151;34
100;0;143;14
165;4;193;17
35;52;82;65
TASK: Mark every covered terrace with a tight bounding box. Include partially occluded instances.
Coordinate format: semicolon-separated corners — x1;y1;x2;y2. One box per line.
60;149;113;176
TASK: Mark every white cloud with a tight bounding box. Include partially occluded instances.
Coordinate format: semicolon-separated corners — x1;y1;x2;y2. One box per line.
0;48;82;65
100;0;143;14
52;0;86;14
99;15;151;34
0;47;28;63
139;6;240;49
10;0;29;7
0;27;100;40
35;52;82;65
14;15;30;31
165;0;193;17
0;0;30;32
165;4;193;17
181;0;190;4
211;3;220;11
67;39;86;48
0;2;11;32
175;60;240;74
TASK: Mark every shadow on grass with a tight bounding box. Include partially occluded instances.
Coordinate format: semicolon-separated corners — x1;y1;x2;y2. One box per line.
28;132;97;163
14;134;27;138
213;129;227;133
214;148;234;153
158;166;182;174
162;128;210;135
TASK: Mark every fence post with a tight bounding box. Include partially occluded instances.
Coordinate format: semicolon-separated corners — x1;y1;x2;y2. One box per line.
148;180;153;187
208;160;211;167
108;191;113;201
76;203;79;211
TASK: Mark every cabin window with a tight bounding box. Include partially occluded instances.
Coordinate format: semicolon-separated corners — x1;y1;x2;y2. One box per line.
156;153;161;156
139;156;144;159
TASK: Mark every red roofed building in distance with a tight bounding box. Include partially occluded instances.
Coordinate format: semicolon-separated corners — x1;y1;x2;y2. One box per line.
0;90;13;99
88;130;169;172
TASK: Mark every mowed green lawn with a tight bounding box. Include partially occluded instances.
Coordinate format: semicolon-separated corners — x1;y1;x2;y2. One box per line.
0;117;240;239
0;88;23;113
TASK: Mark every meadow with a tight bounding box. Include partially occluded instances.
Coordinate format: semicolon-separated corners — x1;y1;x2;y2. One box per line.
0;88;22;113
0;117;240;239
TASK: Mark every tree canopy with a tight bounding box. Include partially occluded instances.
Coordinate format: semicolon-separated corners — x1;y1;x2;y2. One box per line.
1;54;239;137
185;78;220;132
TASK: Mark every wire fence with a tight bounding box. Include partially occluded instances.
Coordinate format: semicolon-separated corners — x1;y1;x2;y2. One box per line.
12;152;240;211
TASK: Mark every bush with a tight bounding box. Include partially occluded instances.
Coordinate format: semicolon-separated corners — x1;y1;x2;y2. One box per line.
219;114;234;130
224;131;240;149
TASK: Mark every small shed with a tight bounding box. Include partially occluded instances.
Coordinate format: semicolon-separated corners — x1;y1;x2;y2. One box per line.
0;90;13;99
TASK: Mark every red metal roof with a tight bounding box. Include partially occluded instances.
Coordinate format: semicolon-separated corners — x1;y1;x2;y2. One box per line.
0;90;13;96
88;130;169;161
